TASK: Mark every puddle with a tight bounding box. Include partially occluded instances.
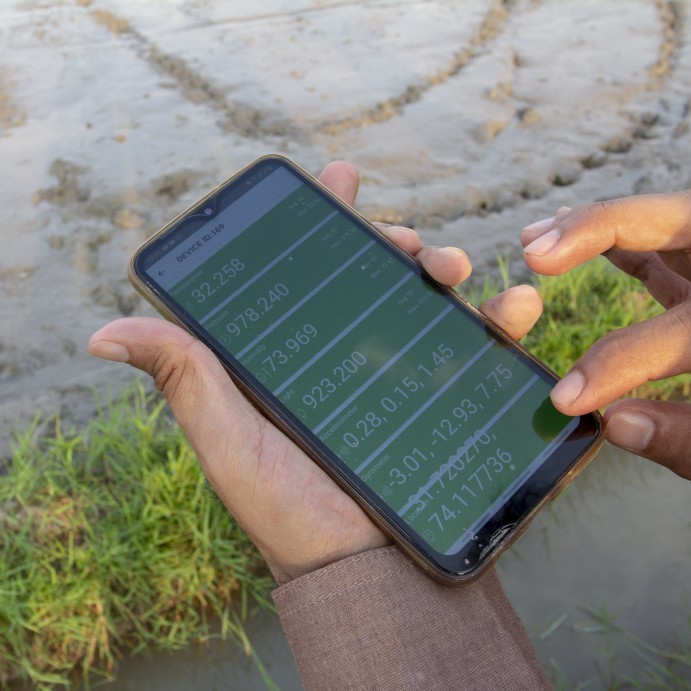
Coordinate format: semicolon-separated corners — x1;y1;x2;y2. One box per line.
97;610;302;691
500;442;691;685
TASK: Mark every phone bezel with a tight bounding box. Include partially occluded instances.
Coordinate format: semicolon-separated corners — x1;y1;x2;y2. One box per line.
129;155;604;583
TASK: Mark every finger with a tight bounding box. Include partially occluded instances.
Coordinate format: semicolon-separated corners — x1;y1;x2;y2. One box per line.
605;247;691;309
479;285;543;340
87;317;266;494
605;399;691;480
373;223;471;286
373;223;423;255
549;302;691;415
659;248;691;284
416;246;472;286
318;160;360;206
520;206;571;246
522;190;691;275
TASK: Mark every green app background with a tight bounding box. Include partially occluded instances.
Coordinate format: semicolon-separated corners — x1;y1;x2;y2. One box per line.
164;172;573;555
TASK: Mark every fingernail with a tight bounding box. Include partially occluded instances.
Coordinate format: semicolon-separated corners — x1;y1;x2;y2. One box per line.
606;411;655;452
522;216;556;235
439;246;468;260
87;339;130;363
523;228;560;256
550;370;585;408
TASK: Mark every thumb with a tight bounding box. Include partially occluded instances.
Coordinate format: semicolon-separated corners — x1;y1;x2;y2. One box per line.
88;317;226;415
87;317;265;484
604;399;691;480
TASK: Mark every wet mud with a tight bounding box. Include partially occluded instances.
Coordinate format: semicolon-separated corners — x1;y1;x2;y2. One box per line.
2;0;691;686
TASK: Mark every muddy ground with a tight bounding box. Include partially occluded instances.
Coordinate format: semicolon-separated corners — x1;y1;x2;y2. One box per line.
2;0;691;452
2;0;691;687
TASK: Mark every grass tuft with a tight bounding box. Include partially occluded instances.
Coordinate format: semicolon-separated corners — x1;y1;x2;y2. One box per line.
0;383;272;689
576;605;691;689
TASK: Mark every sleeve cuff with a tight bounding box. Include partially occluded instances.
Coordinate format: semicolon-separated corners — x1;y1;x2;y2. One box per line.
273;546;550;690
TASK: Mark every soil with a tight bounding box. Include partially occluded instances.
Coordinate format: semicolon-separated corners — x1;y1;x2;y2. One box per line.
2;1;691;686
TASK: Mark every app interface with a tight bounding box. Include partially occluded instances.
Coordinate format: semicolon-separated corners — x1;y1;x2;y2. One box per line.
145;163;577;555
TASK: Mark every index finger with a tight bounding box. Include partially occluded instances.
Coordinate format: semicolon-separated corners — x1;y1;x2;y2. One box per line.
549;301;691;415
318;160;360;206
522;191;691;275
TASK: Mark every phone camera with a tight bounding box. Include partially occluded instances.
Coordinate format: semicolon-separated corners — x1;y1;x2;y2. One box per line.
204;208;213;216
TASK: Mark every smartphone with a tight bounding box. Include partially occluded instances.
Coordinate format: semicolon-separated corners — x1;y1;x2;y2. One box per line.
129;155;603;583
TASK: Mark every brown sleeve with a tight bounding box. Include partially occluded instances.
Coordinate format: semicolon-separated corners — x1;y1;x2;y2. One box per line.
273;546;550;691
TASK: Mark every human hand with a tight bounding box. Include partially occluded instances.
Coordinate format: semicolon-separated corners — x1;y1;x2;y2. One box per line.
88;162;543;583
521;191;691;479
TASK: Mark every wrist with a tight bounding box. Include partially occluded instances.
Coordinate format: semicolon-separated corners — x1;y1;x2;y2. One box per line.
263;535;392;585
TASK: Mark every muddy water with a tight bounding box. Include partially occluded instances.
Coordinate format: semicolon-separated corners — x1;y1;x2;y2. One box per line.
100;610;303;691
501;443;691;685
2;0;691;687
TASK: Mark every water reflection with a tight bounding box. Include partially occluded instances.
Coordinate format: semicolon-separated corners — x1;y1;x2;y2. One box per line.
500;442;691;686
98;610;302;691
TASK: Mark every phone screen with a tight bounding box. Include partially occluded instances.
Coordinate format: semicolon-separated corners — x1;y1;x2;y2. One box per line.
131;156;602;580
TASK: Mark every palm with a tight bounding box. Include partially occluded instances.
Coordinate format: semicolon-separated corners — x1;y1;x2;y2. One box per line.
248;418;388;581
